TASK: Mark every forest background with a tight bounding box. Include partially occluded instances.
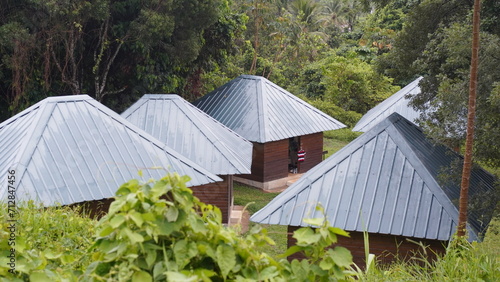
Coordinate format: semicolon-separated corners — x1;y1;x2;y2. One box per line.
1;0;500;170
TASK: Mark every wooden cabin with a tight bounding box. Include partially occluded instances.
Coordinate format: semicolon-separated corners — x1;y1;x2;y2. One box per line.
0;95;221;218
193;75;346;190
122;94;252;222
251;113;497;266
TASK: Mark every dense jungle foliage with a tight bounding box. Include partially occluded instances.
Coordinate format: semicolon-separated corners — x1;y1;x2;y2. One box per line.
1;0;500;168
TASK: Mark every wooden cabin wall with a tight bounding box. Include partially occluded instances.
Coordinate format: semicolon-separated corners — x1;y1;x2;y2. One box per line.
239;132;324;183
239;139;289;183
298;132;324;173
190;175;232;223
287;226;447;267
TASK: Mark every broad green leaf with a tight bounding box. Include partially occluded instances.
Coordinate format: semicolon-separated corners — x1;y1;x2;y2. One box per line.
129;210;144;227
174;240;198;267
61;253;75;264
123;228;144;244
303;217;324;227
109;214;126;228
153;261;166;279
331;246;353;267
145;246;158;268
166;206;179;222
165;271;198;282
29;272;52;282
108;200;126;215
216;244;236;279
99;225;114;237
43;249;61;260
319;259;333;270
329;226;350;237
258;266;279;280
132;270;152;282
280;245;302;258
293;227;321;245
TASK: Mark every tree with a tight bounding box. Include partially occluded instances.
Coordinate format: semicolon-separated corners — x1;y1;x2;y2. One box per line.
0;0;246;120
458;0;481;238
292;52;399;114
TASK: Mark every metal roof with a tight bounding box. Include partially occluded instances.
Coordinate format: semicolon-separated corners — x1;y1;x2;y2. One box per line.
0;95;221;206
121;94;252;175
251;113;497;241
193;75;346;143
353;77;423;132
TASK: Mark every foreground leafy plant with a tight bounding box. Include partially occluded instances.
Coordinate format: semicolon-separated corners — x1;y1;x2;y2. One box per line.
84;174;354;281
0;202;96;281
1;174;355;281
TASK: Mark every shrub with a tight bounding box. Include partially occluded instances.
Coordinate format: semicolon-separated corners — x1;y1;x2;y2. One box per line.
0;202;96;280
1;174;354;281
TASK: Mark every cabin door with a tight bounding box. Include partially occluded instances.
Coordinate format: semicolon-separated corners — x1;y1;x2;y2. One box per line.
288;137;300;173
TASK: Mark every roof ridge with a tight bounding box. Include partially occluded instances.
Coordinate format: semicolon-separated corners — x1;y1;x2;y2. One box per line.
173;98;250;174
353;77;422;132
384;116;478;240
86;98;222;182
15;100;57;168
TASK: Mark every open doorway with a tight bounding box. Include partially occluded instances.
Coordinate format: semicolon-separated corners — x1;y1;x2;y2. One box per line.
288;137;300;173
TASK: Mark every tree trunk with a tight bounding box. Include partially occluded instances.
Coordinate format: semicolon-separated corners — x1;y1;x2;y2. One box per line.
457;0;481;238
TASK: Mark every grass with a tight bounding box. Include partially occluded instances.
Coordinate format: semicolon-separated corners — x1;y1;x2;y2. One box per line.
323;129;362;158
233;183;288;258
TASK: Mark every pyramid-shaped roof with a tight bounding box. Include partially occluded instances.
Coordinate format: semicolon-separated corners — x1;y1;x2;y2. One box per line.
0;95;221;206
251;113;497;241
193;75;346;143
353;77;423;132
121;94;252;175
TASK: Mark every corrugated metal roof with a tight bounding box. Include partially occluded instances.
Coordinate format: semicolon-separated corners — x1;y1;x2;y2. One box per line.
251;113;497;241
0;95;221;206
353;77;423;132
121;94;252;175
193;75;346;143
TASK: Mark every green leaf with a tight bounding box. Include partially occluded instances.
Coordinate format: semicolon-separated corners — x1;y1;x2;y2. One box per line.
173;239;198;267
293;227;321;245
280;245;302;258
329;226;350;237
258;266;278;280
132;271;152;282
43;249;61;260
216;244;236;279
129;210;144;227
165;272;198;282
331;246;353;267
166;206;179;222
109;214;126;228
123;227;144;244
61;253;75;264
319;259;333;270
99;225;114;237
29;272;52;282
303;217;324;227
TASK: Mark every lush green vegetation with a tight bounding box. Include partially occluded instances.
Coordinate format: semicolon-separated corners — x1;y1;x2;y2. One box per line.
1;171;498;281
1;174;355;281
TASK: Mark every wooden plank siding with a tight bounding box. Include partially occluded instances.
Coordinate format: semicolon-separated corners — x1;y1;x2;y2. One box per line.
72;176;232;223
297;132;323;173
287;226;447;267
239;132;325;183
190;175;232;223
